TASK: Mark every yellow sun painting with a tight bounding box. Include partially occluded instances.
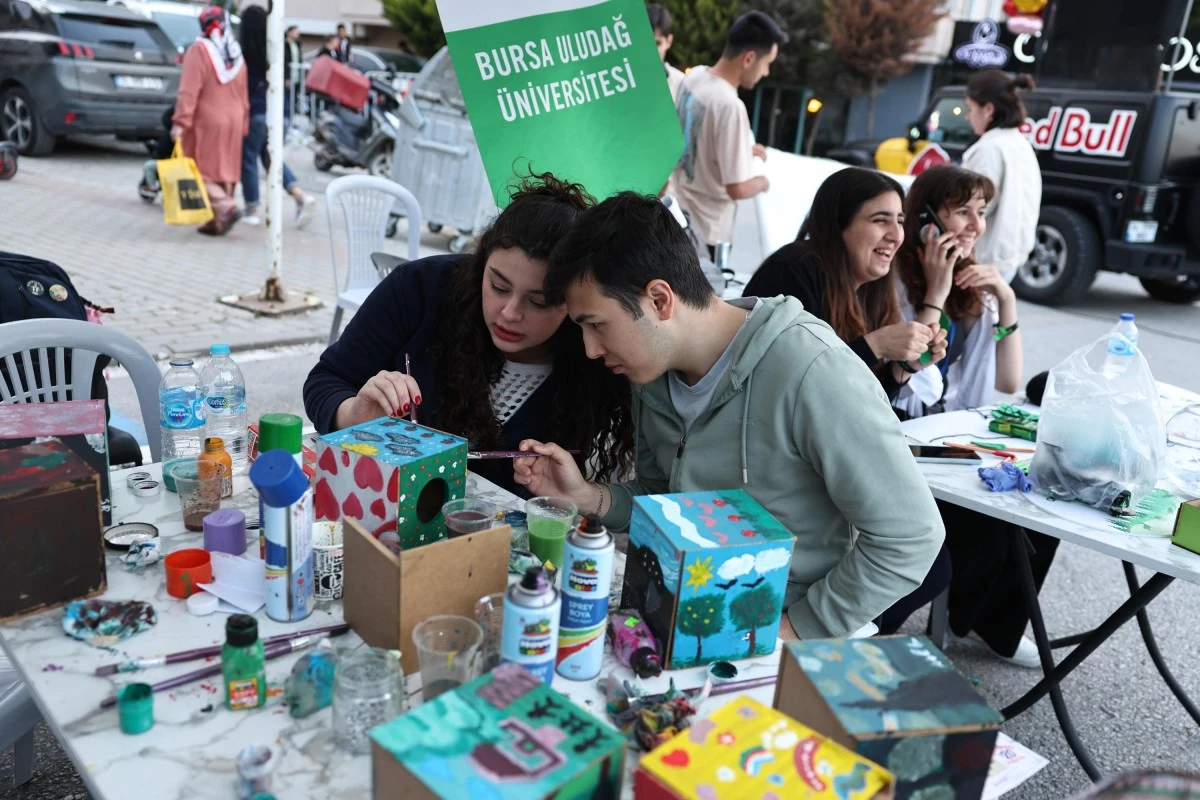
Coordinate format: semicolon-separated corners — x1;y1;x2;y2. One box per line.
684;557;714;591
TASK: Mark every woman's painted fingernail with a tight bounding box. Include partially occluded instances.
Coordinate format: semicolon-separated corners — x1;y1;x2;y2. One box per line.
403;403;410;413
415;396;422;405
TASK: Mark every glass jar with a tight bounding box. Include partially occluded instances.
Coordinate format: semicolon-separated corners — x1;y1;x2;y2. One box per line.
332;648;405;754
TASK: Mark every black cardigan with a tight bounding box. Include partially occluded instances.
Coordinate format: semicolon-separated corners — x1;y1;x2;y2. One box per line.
302;254;559;497
743;243;902;399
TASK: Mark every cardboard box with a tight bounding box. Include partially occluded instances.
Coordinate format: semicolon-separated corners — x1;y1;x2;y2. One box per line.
619;490;795;669
371;662;625;800
342;517;509;675
1171;499;1200;555
635;696;894;800
775;636;1003;800
0;440;105;620
246;424;317;479
315;418;468;551
0;399;110;524
305;54;370;110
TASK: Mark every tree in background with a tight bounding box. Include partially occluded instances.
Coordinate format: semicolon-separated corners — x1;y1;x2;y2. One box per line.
381;0;446;58
825;0;944;137
656;0;744;69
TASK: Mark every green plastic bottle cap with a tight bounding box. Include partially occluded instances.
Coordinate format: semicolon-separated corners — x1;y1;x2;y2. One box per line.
117;683;154;735
257;413;302;455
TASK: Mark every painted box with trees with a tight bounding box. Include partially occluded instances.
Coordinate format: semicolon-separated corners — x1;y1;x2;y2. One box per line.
620;490;795;669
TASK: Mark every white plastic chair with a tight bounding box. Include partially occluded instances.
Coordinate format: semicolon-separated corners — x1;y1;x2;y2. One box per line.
0;318;164;462
325;175;421;345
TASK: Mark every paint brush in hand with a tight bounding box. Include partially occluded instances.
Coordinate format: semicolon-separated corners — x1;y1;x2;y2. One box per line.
405;353;418;424
93;624;350;676
468;449;581;460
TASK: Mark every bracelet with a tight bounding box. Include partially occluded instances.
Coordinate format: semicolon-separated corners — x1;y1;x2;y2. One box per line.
919;302;945;314
593;483;607;517
994;320;1019;341
896;360;918;374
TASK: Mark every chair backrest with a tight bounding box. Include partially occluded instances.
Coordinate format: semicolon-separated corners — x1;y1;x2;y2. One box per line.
0;319;163;462
325;175;422;296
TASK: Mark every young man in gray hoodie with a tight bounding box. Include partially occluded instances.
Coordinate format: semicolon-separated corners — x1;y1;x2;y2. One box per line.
514;192;944;639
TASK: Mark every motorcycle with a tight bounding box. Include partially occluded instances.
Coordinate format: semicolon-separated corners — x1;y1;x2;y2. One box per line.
311;76;401;177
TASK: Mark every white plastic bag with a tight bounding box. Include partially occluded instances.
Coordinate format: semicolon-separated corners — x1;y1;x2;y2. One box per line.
1029;334;1165;512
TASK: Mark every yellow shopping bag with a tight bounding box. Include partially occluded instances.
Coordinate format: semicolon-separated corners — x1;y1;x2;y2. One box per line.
157;142;213;225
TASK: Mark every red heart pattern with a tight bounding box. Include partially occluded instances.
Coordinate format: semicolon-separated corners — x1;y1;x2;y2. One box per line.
355;456;384;491
370;499;386;519
318;447;338;476
729;515;741;522
387;469;399;503
342;493;364;520
314;478;338;521
661;749;690;768
340;450;351;467
712;498;726;507
700;516;718;528
742;530;756;538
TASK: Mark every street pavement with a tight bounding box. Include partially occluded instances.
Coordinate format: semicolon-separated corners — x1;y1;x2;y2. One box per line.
2;136;1200;799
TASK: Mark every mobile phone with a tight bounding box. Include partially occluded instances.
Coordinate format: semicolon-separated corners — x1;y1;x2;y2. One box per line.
918;204;947;238
909;444;983;465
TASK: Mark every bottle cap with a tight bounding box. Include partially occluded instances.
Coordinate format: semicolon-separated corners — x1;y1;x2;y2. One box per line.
168;358;194;368
519;566;550;592
580;514;606;535
117;683;154;735
226;614;259;647
250;450;308;508
257;413;303;455
1120;313;1135;321
210;343;231;355
204;437;226;453
203;508;247;555
187;591;219;616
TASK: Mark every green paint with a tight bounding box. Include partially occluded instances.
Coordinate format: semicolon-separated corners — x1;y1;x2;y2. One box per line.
222;615;266;711
528;516;570;568
1108;489;1183;536
20;451;68;470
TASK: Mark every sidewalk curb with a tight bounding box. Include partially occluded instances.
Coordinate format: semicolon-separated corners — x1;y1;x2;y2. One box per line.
163;334;327;360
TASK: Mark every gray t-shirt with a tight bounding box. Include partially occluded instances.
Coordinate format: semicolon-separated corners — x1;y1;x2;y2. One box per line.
668;298;762;432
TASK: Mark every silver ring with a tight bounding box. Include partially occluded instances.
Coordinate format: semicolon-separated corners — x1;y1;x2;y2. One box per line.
126;471;153;489
133;481;161;497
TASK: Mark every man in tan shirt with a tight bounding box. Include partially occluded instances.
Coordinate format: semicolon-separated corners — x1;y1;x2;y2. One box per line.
672;11;787;250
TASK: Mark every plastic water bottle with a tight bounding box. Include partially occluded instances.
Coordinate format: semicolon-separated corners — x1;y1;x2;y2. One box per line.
1103;313;1139;378
159;359;206;461
200;344;249;475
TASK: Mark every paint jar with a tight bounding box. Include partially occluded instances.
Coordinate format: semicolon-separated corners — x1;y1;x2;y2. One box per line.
164;548;212;598
332;648;404;754
412;615;482;701
199;437;234;498
117;683;153;735
525;496;578;571
222;614;266;711
441;498;500;538
236;743;276;800
171;460;225;531
474;592;506;674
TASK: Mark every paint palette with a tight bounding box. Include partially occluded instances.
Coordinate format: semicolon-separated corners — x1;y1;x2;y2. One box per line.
620;490;795;670
315;418;468;551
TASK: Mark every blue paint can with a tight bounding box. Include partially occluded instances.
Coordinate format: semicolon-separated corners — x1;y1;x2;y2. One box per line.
500;566;560;685
556;515;613;681
250;450;314;622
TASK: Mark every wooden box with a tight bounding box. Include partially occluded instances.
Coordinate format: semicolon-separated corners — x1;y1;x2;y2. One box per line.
775;636;1003;800
620;490;795;669
342;517;509;675
0;399;110;524
315;418;468;551
370;663;625;799
0;439;105;620
635;696;893;800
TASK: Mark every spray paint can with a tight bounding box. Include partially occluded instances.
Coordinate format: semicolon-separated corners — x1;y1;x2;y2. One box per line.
500;566;560;685
556;515;613;681
250;450;314;622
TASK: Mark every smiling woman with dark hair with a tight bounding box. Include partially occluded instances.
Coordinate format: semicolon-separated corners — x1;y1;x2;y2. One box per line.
303;172;634;496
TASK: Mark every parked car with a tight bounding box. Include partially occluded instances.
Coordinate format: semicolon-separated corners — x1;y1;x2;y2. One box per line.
0;0;179;155
303;45;425;78
832;85;1200;306
105;0;239;55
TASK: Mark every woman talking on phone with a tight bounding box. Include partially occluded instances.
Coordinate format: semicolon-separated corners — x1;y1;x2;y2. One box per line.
302;172;633;497
895;164;1047;670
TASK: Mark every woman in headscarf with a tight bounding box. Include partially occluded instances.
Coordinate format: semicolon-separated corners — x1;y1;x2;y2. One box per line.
171;6;249;235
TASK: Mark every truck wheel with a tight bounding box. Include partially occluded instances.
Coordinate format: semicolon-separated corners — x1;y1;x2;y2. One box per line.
1013;206;1100;306
1;87;54;157
1139;276;1200;304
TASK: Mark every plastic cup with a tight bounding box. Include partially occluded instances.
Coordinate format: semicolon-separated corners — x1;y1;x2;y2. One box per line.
442;498;500;538
117;683;153;735
474;592;506;675
525;497;577;570
411;615;482;702
171;460;226;531
164;548;213;598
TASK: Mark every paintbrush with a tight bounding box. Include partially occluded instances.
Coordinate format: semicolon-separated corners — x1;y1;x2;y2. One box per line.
93;624;350;677
99;633;334;709
468;449;581;460
684;674;777;698
405;353;418;424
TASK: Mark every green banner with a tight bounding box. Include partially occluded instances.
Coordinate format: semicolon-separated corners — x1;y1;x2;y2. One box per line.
436;0;683;206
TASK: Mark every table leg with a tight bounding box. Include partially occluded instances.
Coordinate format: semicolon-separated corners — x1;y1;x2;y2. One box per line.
1004;529;1103;780
1122;562;1200;726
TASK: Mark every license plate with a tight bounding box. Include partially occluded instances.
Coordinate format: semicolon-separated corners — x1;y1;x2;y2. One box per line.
113;75;164;91
1125;220;1158;243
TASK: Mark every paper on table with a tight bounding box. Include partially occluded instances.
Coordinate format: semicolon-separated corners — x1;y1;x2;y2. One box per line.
983;733;1048;800
197;552;266;613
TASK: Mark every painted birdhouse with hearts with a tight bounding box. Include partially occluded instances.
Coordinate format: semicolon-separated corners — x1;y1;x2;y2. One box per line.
620;490;795;670
314;418;468;551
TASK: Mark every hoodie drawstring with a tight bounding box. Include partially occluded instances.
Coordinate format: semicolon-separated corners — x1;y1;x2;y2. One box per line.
740;370;753;484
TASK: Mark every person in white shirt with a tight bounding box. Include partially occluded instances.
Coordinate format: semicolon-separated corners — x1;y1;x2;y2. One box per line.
671;11;785;251
962;70;1042;284
647;4;685;104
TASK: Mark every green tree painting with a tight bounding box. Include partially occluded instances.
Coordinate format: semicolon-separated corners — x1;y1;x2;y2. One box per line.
729;582;782;658
677;593;726;662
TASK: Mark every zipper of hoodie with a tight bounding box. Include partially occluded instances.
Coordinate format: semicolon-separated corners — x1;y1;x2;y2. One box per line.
670;433;687;490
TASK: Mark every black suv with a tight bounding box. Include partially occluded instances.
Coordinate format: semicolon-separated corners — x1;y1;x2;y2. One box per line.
844;85;1200;306
0;0;179;156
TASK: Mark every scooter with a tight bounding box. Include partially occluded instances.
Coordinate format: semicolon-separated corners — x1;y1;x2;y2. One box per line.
311;76;401;177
